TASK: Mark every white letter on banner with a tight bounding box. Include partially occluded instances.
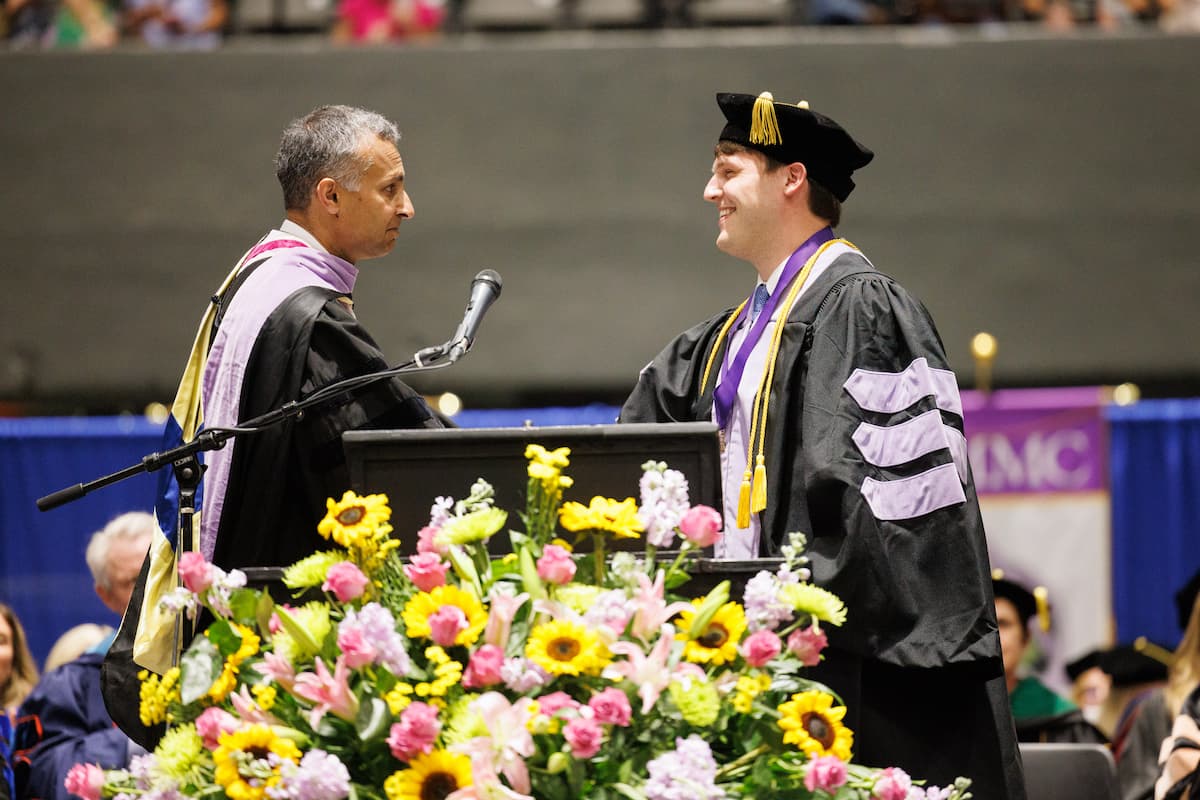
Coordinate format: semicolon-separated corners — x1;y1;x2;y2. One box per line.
860;463;967;521
843;357;964;417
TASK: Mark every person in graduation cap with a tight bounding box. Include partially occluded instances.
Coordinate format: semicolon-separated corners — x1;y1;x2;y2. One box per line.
620;91;1023;796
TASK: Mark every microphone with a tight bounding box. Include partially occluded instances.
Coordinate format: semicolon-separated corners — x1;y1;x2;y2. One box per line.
445;269;502;362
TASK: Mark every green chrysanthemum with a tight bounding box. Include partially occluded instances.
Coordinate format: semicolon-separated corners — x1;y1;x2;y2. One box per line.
669;678;721;726
282;551;348;589
438;692;486;746
272;601;332;662
554;583;603;615
154;723;208;780
438;507;508;546
779;583;848;627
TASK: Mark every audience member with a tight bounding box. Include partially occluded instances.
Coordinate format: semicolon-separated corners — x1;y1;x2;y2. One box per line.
1115;574;1200;800
42;625;114;674
332;0;443;42
0;604;37;725
121;0;226;49
3;0;116;48
11;513;154;800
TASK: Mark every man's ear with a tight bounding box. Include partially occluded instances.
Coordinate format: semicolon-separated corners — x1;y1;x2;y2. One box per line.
782;162;808;197
315;177;340;215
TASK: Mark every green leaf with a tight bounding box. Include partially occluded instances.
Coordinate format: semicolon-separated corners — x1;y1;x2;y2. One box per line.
228;587;261;625
688;580;731;638
179;636;221;704
275;604;322;656
204;618;241;658
255;591;276;635
355;697;391;742
519;546;547;601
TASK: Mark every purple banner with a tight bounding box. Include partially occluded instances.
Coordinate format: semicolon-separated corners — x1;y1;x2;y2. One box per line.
961;386;1108;495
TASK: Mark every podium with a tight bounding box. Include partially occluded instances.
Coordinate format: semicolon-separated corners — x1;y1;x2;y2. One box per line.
342;422;723;553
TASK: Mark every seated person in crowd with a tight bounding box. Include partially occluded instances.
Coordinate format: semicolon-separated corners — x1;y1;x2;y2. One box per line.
1;604;38;726
994;571;1105;742
12;512;154;800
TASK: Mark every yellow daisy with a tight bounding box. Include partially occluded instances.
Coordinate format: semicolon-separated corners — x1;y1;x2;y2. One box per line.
213;724;301;800
526;619;611;676
402;585;488;647
558;496;644;539
317;490;391;549
676;600;747;666
777;690;854;761
384;750;473;800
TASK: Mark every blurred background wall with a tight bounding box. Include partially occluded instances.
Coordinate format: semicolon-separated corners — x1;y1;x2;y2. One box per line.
2;30;1198;414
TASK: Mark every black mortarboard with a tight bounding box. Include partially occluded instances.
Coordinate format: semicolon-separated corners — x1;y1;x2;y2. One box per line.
1098;640;1171;687
716;91;874;203
991;569;1051;632
1065;650;1104;682
1175;567;1200;631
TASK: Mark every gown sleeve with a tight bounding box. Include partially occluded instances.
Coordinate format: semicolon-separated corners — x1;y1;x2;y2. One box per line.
619;311;733;424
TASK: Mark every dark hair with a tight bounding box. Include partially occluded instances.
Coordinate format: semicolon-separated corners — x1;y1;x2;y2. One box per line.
715;140;842;227
274;105;402;211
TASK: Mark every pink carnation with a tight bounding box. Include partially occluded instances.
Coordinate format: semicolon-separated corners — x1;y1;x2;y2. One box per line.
63;764;103;800
588;687;632;727
679;505;722;547
873;767;913;800
563;717;604;759
403;552;449;592
416;525;447;556
787;624;829;667
323;561;368;602
741;629;782;667
194;706;240;749
462;644;505;689
536;691;579;716
388;701;442;761
805;755;849;793
337;625;379;669
428;605;469;647
177;550;214;594
536;544;576;585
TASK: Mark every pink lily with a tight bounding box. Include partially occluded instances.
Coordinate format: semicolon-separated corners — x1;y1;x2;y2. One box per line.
257;651;297;690
603;624;676;714
456;692;536;795
483;587;529;650
293;655;359;728
630;571;693;642
228;685;277;726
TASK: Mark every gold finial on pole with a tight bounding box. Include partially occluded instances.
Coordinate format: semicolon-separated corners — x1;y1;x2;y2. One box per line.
971;332;997;394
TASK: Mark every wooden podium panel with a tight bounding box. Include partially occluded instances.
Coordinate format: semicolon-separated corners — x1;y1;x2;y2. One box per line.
343;422;722;554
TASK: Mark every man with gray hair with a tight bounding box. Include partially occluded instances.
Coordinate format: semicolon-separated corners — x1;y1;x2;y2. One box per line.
86;512;156;620
197;104;441;572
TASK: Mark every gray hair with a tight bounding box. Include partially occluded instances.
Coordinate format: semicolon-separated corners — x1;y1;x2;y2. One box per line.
274;105;402;211
86;511;156;589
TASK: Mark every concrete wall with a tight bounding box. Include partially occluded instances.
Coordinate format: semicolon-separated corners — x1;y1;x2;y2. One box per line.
2;29;1198;408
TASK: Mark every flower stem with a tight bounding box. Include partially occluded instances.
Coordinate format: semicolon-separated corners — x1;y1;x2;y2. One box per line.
715;743;772;779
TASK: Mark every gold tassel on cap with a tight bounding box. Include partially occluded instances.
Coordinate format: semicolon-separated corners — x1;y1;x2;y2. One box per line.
750;92;781;147
1033;586;1051;633
1135;636;1175;667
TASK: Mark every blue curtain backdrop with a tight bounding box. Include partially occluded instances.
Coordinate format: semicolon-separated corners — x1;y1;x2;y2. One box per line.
0;406;620;666
1107;399;1200;647
4;399;1195;668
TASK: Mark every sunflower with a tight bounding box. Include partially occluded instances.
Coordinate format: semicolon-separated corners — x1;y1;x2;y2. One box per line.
317;490;391;549
676;599;747;666
526;619;611;676
558;496;644;539
384;750;473;800
402;585;488;647
778;583;848;627
777;690;854;761
213;724;302;800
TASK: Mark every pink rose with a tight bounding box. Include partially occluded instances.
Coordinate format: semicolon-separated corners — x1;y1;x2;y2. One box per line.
536;691;580;716
177;550;214;594
678;505;722;548
194;706;240;749
787;624;828;667
416;525;447;556
462;644;505;689
588;687;632;727
403;553;449;592
536;544;576;585
873;767;913;800
323;561;368;602
428;605;469;647
741;629;782;668
64;764;104;800
337;626;379;669
563;717;604;759
805;755;849;793
388;701;442;761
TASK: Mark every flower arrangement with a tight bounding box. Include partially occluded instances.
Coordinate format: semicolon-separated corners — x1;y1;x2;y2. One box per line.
68;446;972;800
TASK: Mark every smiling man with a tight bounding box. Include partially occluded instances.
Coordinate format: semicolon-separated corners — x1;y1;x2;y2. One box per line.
621;92;1023;797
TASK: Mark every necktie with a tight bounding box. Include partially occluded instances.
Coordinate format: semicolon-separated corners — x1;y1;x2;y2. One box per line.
749;283;769;325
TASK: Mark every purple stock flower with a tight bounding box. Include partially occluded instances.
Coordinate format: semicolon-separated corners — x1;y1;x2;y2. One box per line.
644;735;725;800
637;466;691;548
267;750;351;800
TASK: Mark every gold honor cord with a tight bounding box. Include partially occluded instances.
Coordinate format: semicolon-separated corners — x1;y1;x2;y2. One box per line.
700;239;858;529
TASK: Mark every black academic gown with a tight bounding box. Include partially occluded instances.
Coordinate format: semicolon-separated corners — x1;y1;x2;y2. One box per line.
104;276;439;748
621;251;1025;799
